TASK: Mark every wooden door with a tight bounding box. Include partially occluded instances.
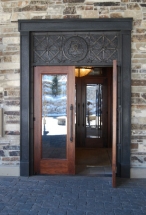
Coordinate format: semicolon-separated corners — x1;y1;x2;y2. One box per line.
112;60;117;187
34;66;75;175
76;76;108;148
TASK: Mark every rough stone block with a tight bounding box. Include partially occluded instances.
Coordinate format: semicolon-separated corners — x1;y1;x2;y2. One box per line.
63;6;76;14
138;142;146;152
11;12;31;22
1;2;12;7
80;10;98;18
132;79;146;86
2;157;20;161
99;14;110;18
94;2;120;6
140;4;146;7
124;10;142;19
131;153;146;167
6;90;20;97
110;12;123;18
132;109;146;118
63;15;81;18
47;5;65;14
30;1;48;5
3;56;12;62
99;7;109;14
85;6;93;10
5;131;20;135
5;114;20;123
11;55;20;63
6;120;20;124
6;73;20;81
0;92;3;98
0;13;11;22
6;80;20;87
131;155;143;164
51;15;63;19
132;93;140;98
110;6;126;11
141;93;146;100
127;3;141;10
76;6;85;11
136;43;146;52
0;75;5;80
131;143;138;149
4;101;20;106
63;0;85;2
132;35;146;42
3;8;12;13
132;97;146;105
9;151;20;156
0;150;5;156
133;19;142;27
3;145;20;150
3;37;20;45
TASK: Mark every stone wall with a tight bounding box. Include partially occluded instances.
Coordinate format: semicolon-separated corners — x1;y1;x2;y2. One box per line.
0;0;146;177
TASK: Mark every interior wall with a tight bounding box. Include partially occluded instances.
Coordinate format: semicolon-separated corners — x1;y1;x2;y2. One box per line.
0;1;145;177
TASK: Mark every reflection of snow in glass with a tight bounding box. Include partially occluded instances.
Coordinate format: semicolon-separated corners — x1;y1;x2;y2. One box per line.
42;117;67;135
42;74;67;117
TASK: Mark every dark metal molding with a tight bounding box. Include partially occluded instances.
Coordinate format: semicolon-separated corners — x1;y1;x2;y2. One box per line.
19;18;133;32
19;18;132;177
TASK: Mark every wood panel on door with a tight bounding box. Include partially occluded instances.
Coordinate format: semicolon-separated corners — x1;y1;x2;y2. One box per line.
76;76;108;148
34;66;75;175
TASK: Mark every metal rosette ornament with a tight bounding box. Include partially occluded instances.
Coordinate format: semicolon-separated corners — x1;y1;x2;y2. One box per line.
63;36;88;62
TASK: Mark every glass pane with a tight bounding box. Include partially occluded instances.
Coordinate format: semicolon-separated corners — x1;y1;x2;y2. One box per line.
86;84;103;138
42;74;67;159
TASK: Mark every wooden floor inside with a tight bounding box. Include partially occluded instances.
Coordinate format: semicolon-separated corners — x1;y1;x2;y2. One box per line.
75;148;112;176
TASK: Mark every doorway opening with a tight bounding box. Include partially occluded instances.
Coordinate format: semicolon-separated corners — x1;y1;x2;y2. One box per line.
33;66;114;177
19;19;132;179
75;67;113;176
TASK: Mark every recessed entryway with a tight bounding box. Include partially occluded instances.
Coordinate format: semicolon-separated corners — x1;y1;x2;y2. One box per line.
33;65;117;187
19;19;132;181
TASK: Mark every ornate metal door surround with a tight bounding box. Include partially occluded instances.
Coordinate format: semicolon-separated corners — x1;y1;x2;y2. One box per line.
33;33;119;65
19;18;132;177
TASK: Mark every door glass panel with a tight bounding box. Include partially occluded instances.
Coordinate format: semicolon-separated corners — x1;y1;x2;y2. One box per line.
86;84;103;138
42;74;67;159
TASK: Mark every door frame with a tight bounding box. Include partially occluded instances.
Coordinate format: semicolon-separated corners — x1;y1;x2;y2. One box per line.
19;18;132;177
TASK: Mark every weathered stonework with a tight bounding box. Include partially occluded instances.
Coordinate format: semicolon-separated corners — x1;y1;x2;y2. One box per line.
0;0;146;177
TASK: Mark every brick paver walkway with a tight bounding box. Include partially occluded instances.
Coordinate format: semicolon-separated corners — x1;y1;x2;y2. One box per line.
0;176;146;215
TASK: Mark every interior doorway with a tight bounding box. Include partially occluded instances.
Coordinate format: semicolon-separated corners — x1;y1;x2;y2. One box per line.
75;67;113;176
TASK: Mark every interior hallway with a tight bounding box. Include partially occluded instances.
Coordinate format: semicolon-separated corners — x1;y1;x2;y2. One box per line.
76;148;112;176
